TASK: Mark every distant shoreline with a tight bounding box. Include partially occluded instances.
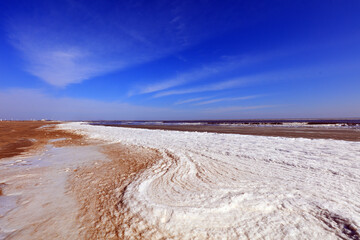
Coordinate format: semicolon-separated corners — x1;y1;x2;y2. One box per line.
95;123;360;142
88;118;360;128
87;118;360;122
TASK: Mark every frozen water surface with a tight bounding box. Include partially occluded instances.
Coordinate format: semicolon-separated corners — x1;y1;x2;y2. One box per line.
59;122;360;239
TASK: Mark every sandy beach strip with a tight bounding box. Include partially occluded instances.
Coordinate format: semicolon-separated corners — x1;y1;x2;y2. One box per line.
99;124;360;141
0;121;162;239
0;121;84;160
0;121;91;239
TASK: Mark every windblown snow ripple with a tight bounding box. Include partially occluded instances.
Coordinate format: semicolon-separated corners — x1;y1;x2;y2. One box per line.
60;123;360;239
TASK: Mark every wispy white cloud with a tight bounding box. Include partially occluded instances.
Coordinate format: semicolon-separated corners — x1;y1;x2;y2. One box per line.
2;88;357;120
7;1;261;88
134;54;271;95
137;67;220;95
195;95;263;105
26;48;122;87
0;88;175;120
0;88;280;120
203;105;276;113
175;97;210;105
2;3;200;87
153;61;353;99
153;77;249;98
8;25;125;87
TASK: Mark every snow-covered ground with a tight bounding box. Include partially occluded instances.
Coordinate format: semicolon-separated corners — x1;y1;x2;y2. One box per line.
0;144;106;239
59;122;360;239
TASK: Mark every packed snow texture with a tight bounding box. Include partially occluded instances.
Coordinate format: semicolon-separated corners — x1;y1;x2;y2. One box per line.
59;122;360;239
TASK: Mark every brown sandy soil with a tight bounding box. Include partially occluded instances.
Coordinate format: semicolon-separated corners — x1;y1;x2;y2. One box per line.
0;121;163;239
69;143;163;239
0;121;94;239
0;121;85;160
105;124;360;141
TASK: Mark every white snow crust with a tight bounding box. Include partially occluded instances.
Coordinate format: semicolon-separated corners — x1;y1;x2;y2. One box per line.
59;122;360;239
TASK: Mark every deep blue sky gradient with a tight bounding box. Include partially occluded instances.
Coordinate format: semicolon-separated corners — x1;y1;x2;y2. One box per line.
0;0;359;120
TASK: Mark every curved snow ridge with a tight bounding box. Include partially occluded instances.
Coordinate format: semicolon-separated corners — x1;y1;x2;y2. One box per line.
59;122;360;239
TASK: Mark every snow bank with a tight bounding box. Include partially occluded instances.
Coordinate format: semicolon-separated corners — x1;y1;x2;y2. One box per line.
59;122;360;239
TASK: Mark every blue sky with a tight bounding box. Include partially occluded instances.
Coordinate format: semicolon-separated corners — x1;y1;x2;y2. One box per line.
0;0;359;120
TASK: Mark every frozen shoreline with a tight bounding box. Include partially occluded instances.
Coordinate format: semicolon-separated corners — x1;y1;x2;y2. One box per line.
90;122;360;142
59;122;360;239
